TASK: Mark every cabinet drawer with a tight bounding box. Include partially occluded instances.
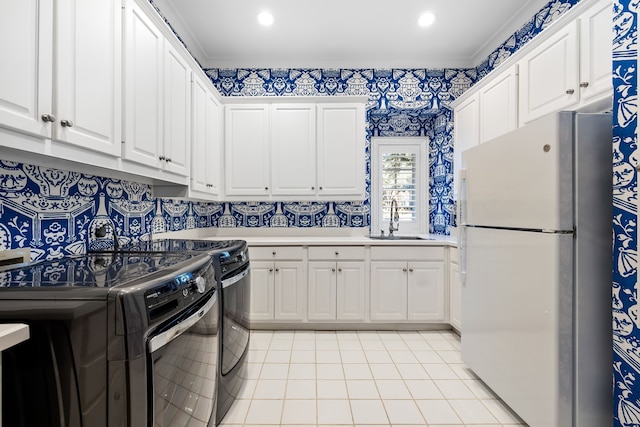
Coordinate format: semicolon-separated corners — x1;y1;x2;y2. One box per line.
450;247;459;264
370;246;444;261
308;246;365;260
250;246;304;260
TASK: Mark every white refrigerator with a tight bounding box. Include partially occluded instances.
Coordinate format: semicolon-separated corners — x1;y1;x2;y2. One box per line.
459;111;612;427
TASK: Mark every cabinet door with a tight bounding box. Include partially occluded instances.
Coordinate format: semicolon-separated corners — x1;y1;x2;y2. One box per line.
225;105;270;196
453;93;479;198
370;262;407;321
579;0;613;103
249;261;275;321
518;21;579;125
317;103;365;198
191;76;210;193
407;261;445;321
123;2;163;167
274;261;306;320
308;262;337;320
271;104;316;196
336;261;366;321
192;78;222;196
0;0;52;138
54;0;121;156
163;44;190;176
449;261;461;331
479;65;518;143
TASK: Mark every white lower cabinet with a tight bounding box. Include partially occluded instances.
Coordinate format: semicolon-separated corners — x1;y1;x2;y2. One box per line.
274;262;306;320
370;261;445;322
249;261;275;321
370;262;408;321
407;262;446;321
248;247;306;322
249;244;449;327
308;261;366;321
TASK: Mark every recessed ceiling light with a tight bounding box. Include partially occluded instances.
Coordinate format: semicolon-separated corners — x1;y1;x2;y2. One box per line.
257;11;275;26
418;12;436;27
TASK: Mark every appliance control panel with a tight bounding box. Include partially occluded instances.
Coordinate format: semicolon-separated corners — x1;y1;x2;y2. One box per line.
144;261;215;322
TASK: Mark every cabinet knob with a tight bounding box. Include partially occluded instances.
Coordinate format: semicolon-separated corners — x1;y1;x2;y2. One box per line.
335;251;339;256
275;268;279;272
165;158;172;163
565;89;575;95
41;114;56;123
311;186;315;190
272;251;276;256
403;267;408;272
338;268;342;272
269;268;273;272
61;119;74;127
579;82;589;88
265;187;269;190
409;268;414;272
319;187;323;190
332;268;336;272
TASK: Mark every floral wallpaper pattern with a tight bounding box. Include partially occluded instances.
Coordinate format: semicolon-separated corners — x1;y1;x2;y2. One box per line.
611;0;638;424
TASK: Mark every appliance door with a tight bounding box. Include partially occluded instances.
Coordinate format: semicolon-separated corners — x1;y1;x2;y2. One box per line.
461;111;573;231
220;264;250;375
461;226;573;427
148;290;219;427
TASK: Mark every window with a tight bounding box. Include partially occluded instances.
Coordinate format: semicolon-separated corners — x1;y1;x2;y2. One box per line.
371;138;428;235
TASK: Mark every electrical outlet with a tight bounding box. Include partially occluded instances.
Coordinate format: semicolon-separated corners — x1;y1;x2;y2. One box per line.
0;248;31;268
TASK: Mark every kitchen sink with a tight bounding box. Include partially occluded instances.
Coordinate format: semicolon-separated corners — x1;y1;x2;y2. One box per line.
368;235;433;240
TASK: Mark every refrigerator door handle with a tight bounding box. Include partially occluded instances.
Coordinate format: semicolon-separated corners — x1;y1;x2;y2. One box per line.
458;169;467;226
460;225;467;286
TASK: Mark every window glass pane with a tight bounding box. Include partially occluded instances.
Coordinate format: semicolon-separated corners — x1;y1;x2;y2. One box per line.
381;152;416;221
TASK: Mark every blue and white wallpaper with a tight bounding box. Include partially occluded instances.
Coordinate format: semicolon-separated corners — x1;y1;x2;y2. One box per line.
611;0;639;424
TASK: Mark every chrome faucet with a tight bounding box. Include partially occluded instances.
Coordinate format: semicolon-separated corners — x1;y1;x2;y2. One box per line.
389;198;399;236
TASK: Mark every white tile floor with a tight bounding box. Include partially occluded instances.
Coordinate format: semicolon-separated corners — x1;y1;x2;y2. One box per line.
220;330;528;427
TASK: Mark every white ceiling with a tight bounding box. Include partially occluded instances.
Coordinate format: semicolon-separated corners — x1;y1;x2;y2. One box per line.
151;0;551;69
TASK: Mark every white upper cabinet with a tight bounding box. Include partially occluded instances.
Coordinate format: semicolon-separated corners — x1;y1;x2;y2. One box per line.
123;1;190;178
224;104;271;196
518;0;613;125
317;103;366;198
518;21;580;125
54;0;122;156
123;2;163;168
271;104;316;196
479;65;518;143
162;44;191;176
453;93;479;197
224;98;367;201
0;0;52;139
579;0;613;103
0;0;121;156
190;75;222;198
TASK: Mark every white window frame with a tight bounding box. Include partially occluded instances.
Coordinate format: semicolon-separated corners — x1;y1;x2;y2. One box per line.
371;137;428;236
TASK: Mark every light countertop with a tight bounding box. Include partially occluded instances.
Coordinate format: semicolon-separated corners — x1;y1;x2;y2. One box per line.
154;228;458;247
205;234;457;247
0;324;29;353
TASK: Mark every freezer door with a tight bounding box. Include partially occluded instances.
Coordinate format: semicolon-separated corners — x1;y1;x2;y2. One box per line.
461;226;573;427
461;111;573;231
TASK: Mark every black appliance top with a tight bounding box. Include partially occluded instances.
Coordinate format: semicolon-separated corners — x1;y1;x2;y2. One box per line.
0;252;207;291
100;238;249;275
114;238;244;254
